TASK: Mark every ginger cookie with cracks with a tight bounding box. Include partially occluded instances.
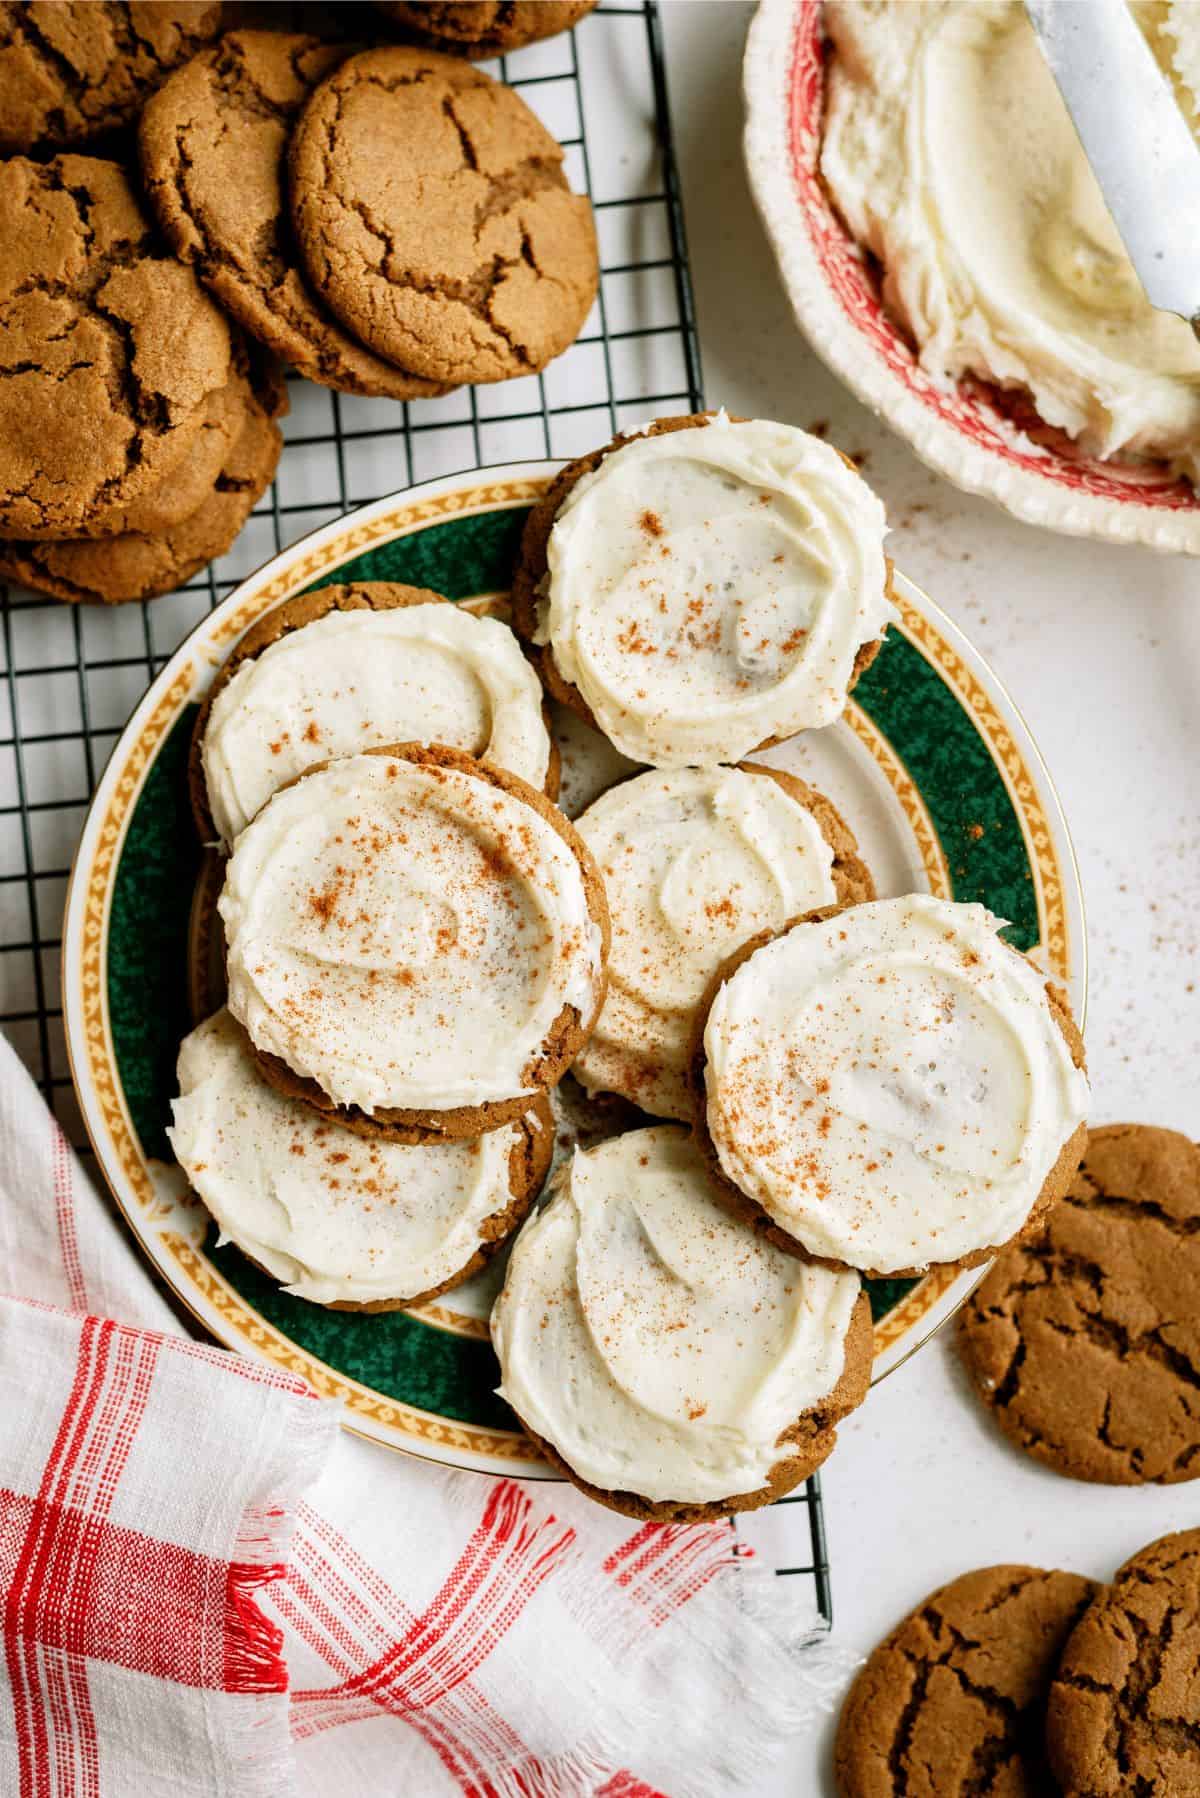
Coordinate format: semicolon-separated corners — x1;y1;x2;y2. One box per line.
1047;1529;1200;1797
139;31;448;401
0;155;233;539
373;2;598;59
835;1565;1099;1797
958;1124;1200;1485
0;2;223;153
287;45;598;386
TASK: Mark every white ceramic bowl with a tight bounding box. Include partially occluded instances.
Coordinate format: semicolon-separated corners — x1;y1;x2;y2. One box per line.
743;0;1200;555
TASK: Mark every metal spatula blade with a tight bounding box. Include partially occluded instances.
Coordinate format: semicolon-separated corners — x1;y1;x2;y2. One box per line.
1026;0;1200;333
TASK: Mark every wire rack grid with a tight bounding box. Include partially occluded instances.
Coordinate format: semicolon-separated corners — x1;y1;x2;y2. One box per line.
0;1;831;1628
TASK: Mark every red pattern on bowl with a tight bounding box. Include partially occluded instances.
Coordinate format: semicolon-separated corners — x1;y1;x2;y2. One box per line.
744;0;1200;550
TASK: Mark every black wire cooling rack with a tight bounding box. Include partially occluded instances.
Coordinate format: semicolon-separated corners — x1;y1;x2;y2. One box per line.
0;0;832;1629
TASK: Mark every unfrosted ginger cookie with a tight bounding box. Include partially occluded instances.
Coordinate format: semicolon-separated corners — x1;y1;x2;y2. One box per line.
219;743;609;1140
287;45;598;385
511;412;895;767
693;893;1089;1276
958;1124;1200;1485
168;1008;553;1309
492;1124;873;1518
374;2;597;58
573;764;874;1120
835;1564;1098;1797
192;580;558;846
139;31;447;401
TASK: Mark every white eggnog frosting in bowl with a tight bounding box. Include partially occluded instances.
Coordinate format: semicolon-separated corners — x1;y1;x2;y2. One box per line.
168;1010;549;1306
573;765;842;1120
202;599;552;846
534;413;893;766
702;894;1089;1275
219;747;607;1117
821;0;1200;481
491;1124;863;1505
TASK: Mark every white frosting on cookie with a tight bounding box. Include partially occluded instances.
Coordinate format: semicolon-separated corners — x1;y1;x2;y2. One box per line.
535;414;892;765
219;751;605;1115
703;895;1089;1274
574;766;839;1119
202;602;552;846
822;2;1200;481
492;1125;861;1503
168;1009;535;1305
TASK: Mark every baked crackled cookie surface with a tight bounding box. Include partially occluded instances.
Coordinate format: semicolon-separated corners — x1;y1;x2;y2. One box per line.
0;1;223;152
835;1564;1098;1797
139;31;447;400
287;45;598;385
375;1;597;58
573;764;873;1121
959;1124;1200;1485
694;894;1089;1276
513;412;894;766
169;1009;553;1310
192;580;557;846
492;1123;872;1518
219;743;609;1139
0;156;232;538
1047;1529;1200;1797
0;378;282;605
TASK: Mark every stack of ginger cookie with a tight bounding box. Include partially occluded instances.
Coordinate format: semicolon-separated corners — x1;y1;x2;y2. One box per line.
0;1;599;604
165;408;1103;1525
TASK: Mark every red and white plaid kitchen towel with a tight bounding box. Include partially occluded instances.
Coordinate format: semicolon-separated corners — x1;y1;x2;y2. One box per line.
0;1033;854;1798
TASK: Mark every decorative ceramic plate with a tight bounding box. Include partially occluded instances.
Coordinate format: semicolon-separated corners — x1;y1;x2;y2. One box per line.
743;0;1200;556
63;461;1087;1476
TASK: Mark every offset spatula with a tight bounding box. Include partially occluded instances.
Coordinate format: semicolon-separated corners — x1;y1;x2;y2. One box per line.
1026;0;1200;337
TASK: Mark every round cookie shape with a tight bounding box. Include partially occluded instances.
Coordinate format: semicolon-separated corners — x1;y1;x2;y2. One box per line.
513;412;894;767
0;156;233;538
0;2;223;153
139;31;447;401
287;45;598;385
693;894;1089;1277
192;580;558;846
492;1123;872;1518
958;1124;1200;1485
80;372;255;541
168;1008;553;1309
1047;1529;1200;1797
219;742;610;1138
0;392;282;605
375;2;597;58
573;763;874;1121
835;1564;1098;1798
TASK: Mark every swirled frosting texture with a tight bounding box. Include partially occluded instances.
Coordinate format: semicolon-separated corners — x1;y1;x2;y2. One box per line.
203;603;552;845
219;751;604;1114
168;1009;529;1304
492;1125;861;1502
535;415;892;765
574;766;837;1119
821;2;1200;479
703;896;1089;1274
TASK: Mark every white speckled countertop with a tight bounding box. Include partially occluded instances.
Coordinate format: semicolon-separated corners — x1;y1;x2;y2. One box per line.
661;3;1200;1789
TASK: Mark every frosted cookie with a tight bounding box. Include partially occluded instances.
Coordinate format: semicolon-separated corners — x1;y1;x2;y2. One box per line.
492;1124;872;1518
693;894;1089;1277
573;764;874;1121
219;743;610;1139
511;412;894;767
191;581;558;847
168;1009;553;1309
